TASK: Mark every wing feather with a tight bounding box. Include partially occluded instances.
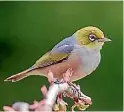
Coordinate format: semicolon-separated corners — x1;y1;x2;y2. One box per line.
35;52;69;67
34;37;75;68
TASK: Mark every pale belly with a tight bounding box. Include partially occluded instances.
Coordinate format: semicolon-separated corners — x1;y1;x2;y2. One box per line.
68;48;101;81
78;49;101;76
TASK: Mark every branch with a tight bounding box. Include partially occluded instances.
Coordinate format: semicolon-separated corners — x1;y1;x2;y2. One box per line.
3;69;92;111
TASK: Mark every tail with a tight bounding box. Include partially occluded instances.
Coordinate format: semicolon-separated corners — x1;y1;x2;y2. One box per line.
4;66;42;82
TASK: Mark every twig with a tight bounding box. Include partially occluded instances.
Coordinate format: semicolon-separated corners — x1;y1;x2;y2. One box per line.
3;69;92;112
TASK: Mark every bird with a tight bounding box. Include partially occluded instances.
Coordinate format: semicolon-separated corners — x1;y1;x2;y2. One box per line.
4;26;111;82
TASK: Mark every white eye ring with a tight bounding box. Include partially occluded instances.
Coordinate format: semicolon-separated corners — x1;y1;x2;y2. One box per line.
89;34;96;42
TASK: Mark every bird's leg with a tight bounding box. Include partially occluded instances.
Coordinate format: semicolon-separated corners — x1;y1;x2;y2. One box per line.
47;68;91;111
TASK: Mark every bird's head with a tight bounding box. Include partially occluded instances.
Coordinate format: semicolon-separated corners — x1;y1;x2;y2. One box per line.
74;26;111;50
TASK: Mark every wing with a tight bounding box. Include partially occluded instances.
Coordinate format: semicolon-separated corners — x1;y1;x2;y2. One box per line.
35;51;68;67
35;37;75;68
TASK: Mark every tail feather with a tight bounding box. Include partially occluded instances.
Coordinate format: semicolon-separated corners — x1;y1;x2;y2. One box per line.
4;69;32;82
4;65;40;82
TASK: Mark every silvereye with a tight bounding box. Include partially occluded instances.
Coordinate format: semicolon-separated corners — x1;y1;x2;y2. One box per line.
4;26;111;82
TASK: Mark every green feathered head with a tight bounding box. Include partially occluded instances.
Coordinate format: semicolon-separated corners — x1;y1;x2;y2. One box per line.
74;26;111;49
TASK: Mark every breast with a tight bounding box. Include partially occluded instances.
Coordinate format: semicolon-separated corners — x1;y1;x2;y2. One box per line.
76;47;101;75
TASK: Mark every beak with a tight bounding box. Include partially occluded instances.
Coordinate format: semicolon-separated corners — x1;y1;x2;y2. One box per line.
98;37;112;42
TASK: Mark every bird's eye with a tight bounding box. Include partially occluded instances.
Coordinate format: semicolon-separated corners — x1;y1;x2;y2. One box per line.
89;34;96;42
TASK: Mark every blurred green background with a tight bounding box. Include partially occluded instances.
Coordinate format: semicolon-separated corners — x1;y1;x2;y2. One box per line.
0;1;123;111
